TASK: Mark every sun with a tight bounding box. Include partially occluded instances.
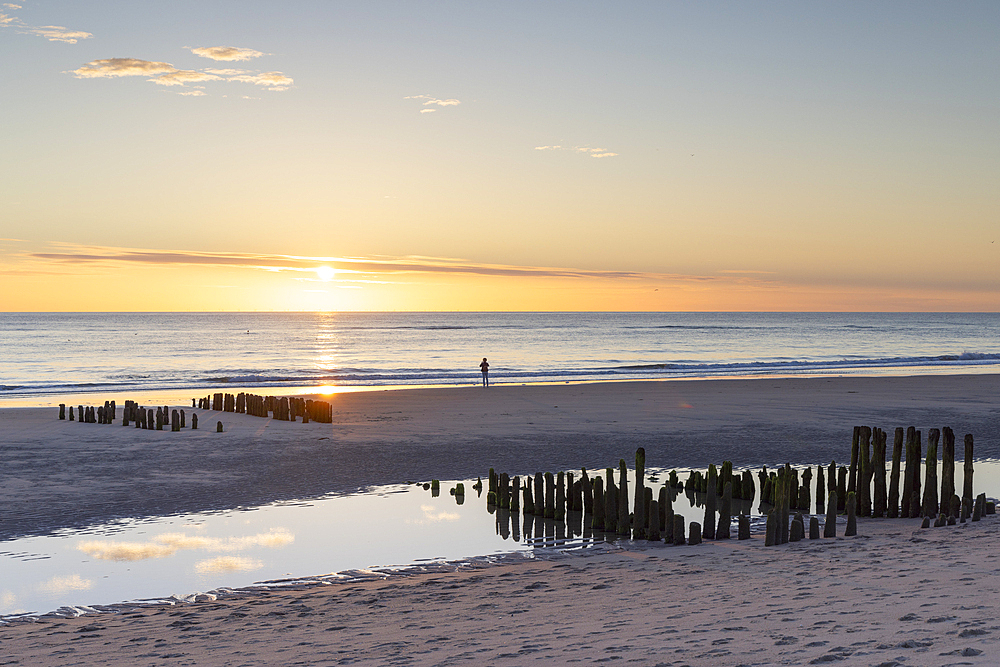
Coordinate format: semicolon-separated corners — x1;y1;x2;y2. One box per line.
315;266;336;282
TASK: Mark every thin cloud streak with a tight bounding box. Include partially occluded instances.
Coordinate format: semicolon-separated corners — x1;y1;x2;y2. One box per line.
0;4;91;42
26;245;721;283
71;57;292;92
187;46;264;61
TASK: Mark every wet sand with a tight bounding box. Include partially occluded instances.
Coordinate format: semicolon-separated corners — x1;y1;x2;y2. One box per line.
2;374;999;540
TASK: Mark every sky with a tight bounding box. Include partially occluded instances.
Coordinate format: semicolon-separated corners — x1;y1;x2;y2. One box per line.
2;1;999;311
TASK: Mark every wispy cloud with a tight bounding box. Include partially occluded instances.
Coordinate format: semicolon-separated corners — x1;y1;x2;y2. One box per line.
38;574;92;595
535;145;619;158
25;244;722;283
0;3;91;42
195;556;263;573
187;46;264;61
405;94;461;112
71;47;292;94
77;529;294;562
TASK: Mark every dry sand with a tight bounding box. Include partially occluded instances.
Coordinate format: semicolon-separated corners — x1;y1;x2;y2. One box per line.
2;517;999;666
3;374;1000;664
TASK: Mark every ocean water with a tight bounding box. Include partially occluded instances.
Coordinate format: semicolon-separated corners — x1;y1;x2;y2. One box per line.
3;312;1000;404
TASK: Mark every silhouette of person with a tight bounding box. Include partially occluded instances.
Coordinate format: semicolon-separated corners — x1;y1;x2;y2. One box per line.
479;357;489;387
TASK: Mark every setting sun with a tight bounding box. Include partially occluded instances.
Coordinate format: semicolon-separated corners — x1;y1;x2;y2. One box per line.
315;266;336;282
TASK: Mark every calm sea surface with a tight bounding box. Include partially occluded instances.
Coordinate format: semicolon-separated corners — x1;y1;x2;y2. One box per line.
3;312;1000;404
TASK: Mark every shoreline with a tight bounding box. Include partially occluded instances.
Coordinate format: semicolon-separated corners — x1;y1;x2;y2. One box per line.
4;367;1000;409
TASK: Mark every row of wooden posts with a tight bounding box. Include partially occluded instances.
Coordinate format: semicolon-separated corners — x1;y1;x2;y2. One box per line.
59;400;223;432
480;426;995;547
196;392;333;423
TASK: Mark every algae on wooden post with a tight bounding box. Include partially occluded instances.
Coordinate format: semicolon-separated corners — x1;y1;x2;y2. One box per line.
922;428;940;518
941;427;956;509
845;491;857;537
523;478;535;515
888;427;904;518
963;434;975;506
824;491;838;538
764;510;777;547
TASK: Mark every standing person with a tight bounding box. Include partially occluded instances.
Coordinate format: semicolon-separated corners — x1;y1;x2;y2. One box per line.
479;357;490;387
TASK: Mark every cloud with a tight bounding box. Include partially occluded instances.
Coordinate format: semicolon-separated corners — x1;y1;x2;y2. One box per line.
72;58;177;79
195;556;263;573
24;24;91;42
37;574;93;594
177;89;207;97
151;69;222;86
188;46;264;61
78;540;176;561
405;95;461;112
0;6;90;42
534;145;619;158
26;244;721;283
228;71;293;91
72;55;292;92
407;504;461;524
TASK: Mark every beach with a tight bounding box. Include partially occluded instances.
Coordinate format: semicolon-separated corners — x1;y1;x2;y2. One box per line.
3;374;1000;664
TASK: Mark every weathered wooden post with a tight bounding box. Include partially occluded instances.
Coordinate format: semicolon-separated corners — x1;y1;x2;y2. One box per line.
688;522;702;545
510;476;519;512
191;413;198;429
809;516;820;539
662;486;674;543
901;426;915;518
873;428;887;517
963;434;974;507
648;499;661;541
909;429;923;519
859;425;872;516
845;491;857;536
672;514;685;546
742;470;755;504
789;512;804;542
703;464;717;541
555;472;566;521
171;409;180;432
581;468;593;514
592;477;605;530
544;472;555;519
59;404;65;420
633;448;646;539
765;510;777;547
216;421;223;433
836;466;847;511
604;468;617;533
816;465;826;515
941;427;956;510
534;473;544;517
801;467;813;511
716;481;732;539
523;477;535;515
738;514;750;540
848;425;860;495
922;428;940;518
180;409;185;428
824;490;838;538
618;460;630;537
499;472;510;510
888;427;903;518
973;493;986;522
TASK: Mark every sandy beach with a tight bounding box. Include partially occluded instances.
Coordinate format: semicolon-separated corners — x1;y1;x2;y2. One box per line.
3;374;1000;664
2;374;999;540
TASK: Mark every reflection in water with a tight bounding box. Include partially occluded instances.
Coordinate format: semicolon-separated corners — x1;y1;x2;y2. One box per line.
195;556;263;574
77;529;295;562
38;574;92;595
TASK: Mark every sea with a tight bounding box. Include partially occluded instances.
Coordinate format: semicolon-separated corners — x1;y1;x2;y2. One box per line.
3;311;1000;405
